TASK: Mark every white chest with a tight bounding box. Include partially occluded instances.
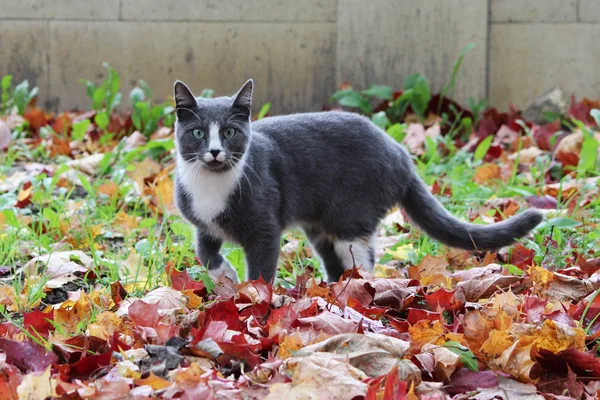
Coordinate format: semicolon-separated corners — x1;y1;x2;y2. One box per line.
177;156;244;237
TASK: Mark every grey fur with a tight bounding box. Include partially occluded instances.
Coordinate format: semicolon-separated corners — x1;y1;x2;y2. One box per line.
173;80;544;283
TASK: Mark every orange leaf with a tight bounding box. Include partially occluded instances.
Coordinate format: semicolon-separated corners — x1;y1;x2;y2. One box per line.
279;332;304;359
474;164;501;184
480;329;514;359
409;320;445;351
183;289;203;309
134;373;170;390
98;181;119;199
490;336;538;383
54;291;92;333
408;255;450;288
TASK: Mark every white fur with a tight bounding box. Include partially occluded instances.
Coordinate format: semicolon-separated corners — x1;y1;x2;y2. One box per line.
208;259;239;283
333;234;375;271
177;152;246;239
203;122;226;162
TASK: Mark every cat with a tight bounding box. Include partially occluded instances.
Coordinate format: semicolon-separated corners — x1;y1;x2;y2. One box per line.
173;79;543;284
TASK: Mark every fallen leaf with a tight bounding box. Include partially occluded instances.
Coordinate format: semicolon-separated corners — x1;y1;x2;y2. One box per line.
474;163;501;184
408;255;450;287
54;290;92;333
293;333;420;383
134;372;170;390
16;366;54;399
0;339;58;373
266;354;368;400
423;343;461;382
490;337;538;383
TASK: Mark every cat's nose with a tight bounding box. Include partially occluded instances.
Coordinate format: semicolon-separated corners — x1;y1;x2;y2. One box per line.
209;149;221;158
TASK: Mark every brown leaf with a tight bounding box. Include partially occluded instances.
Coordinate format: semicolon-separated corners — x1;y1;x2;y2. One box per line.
456;273;521;302
474;163;501;184
292;333;420;383
408;255;450;287
422;343;461;382
267;354;368;400
533;268;600;302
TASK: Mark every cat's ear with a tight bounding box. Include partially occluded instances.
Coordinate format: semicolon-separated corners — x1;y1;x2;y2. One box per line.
173;80;196;112
232;79;253;115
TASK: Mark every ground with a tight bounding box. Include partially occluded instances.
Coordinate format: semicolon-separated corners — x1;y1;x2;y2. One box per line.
0;70;600;399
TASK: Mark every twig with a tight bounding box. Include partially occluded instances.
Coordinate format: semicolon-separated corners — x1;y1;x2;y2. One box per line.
328;244;356;311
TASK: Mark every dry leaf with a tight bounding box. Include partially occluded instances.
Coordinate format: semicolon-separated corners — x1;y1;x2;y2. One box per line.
266;354;368;400
474;164;501;184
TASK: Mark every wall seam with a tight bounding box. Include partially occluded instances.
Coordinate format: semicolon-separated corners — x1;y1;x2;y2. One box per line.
45;20;51;109
485;0;491;101
335;0;339;86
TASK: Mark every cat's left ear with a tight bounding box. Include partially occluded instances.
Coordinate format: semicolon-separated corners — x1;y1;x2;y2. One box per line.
232;79;253;115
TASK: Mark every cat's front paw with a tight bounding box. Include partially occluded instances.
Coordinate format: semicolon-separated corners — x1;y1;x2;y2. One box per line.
208;260;240;284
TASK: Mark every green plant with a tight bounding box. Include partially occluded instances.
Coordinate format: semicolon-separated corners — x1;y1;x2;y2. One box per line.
331;84;392;115
129;80;175;137
438;43;475;114
0;75;38;115
81;62;123;114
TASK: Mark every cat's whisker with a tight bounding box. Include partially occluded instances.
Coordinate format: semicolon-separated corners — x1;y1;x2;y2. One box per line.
175;107;203;122
225;113;250;125
240;168;255;199
229;155;264;187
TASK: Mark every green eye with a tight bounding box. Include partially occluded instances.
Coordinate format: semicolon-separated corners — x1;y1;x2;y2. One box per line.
192;129;205;139
224;128;236;138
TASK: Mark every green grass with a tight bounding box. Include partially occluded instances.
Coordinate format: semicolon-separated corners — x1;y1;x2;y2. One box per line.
1;65;599;311
2;120;599;304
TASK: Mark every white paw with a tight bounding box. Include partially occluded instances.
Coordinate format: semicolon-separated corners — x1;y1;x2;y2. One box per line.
208;260;240;284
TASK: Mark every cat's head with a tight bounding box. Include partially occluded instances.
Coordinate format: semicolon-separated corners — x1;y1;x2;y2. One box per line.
173;80;253;172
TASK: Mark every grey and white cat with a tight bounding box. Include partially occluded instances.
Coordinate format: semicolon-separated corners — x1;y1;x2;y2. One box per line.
173;79;543;284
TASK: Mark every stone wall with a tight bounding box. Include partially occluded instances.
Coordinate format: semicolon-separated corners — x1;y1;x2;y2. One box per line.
0;0;598;114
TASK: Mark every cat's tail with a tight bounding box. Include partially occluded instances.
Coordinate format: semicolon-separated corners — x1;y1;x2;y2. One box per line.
400;175;543;251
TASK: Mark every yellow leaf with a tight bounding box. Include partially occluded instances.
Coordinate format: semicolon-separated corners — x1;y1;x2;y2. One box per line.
530;265;554;286
386;244;414;261
88;311;121;341
114;211;139;235
480;329;514;359
279;332;304;359
0;284;19;312
491;337;537;383
17;366;55;399
533;319;585;354
54;291;92;332
409;320;445;350
372;263;402;279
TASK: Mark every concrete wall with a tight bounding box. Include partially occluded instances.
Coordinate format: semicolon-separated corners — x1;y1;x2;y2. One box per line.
0;0;598;114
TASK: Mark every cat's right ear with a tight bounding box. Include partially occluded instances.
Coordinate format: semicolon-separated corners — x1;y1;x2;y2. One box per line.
173;80;196;117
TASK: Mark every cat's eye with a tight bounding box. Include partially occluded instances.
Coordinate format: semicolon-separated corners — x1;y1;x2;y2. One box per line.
192;129;205;139
224;128;236;138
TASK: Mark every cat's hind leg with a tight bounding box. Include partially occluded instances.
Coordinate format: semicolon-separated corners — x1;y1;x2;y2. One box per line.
332;235;376;274
304;226;375;282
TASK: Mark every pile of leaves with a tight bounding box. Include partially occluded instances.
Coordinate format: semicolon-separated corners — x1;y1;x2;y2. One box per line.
1;63;600;399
